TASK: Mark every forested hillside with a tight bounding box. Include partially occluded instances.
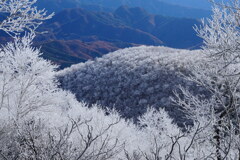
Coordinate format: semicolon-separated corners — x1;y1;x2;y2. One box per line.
57;46;205;125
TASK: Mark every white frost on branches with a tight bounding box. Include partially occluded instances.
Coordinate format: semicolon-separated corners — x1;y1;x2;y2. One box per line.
173;2;240;159
0;0;54;37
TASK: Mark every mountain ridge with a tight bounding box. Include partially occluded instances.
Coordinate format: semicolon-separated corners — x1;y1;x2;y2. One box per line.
36;6;202;68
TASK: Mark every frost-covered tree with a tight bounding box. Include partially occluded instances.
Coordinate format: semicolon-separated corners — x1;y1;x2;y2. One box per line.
137;108;182;159
0;34;59;122
174;1;240;159
0;0;53;37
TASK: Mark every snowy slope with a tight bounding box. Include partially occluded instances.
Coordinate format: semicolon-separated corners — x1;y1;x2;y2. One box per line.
58;46;205;124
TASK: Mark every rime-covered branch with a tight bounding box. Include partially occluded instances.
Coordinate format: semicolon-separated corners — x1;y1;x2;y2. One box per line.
0;0;54;37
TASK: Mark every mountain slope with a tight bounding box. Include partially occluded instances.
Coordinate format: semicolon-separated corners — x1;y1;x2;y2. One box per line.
57;46;205;125
37;40;125;68
39;8;163;45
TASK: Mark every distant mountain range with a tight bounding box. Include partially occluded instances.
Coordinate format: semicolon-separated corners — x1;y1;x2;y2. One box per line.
114;6;202;48
36;6;202;68
36;0;211;19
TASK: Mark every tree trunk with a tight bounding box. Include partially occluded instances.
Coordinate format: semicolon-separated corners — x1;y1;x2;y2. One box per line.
214;119;222;160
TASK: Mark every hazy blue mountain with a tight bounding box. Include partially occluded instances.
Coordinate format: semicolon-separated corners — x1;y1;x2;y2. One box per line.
36;0;211;19
114;6;202;49
35;6;202;68
40;8;162;45
40;6;201;48
36;7;162;67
